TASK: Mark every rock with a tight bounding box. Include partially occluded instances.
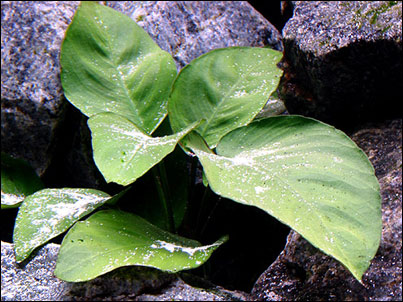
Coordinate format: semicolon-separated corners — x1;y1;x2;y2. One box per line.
1;241;252;301
1;241;66;301
107;1;283;69
1;1;80;176
279;1;402;129
135;273;253;301
1;1;108;189
252;118;402;301
1;1;283;189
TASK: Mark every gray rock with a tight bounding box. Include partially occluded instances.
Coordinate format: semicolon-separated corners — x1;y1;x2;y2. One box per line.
1;1;80;176
1;241;251;301
2;241;68;301
107;1;283;69
135;274;253;301
252;118;402;301
279;1;402;128
1;1;283;188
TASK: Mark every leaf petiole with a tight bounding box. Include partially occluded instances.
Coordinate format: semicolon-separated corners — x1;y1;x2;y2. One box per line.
152;162;175;233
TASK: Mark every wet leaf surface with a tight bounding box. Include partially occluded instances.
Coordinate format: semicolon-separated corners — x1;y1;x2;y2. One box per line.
54;209;228;282
61;2;177;134
187;115;382;281
13;188;123;262
88;112;197;186
169;47;283;148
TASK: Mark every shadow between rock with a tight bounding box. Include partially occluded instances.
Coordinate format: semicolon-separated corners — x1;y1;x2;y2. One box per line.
181;188;291;293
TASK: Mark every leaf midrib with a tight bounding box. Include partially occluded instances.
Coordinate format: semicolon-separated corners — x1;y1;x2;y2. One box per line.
199;56;259;144
90;13;164;133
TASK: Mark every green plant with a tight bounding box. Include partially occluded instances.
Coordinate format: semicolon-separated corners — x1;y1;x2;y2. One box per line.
5;2;381;285
1;152;44;209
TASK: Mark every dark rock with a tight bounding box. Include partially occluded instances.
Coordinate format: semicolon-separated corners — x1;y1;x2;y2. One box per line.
247;1;292;32
279;1;402;129
252;119;402;301
40;105;107;189
185;196;290;292
1;241;252;301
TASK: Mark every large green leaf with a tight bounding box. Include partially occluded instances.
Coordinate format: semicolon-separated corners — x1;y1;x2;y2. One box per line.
61;1;177;134
187;115;382;281
13;188;124;262
54;209;228;282
1;153;44;209
88;112;197;186
169;47;283;148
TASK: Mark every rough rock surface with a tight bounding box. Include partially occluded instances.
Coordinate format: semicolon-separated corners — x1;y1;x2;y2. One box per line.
1;1;80;176
252;118;402;301
135;275;253;301
108;1;283;70
279;1;402;129
0;241;252;301
1;242;66;301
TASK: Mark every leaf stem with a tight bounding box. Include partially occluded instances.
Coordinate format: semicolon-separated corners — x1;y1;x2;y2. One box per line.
188;156;199;207
196;185;213;237
199;194;221;239
152;163;175;233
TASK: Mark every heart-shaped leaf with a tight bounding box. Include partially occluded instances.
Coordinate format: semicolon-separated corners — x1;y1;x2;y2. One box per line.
54;209;228;282
88;112;197;186
61;1;177;134
13;188;124;262
169;47;283;148
188;115;382;281
1;153;44;209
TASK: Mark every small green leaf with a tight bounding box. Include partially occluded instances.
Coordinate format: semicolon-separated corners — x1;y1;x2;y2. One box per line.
61;1;177;134
54;209;228;282
1;153;44;209
169;47;283;148
188;115;382;281
13;188;123;262
88;112;198;186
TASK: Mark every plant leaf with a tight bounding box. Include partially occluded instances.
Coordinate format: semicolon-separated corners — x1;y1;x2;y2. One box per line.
188;115;382;281
61;1;177;134
169;47;283;148
13;188;124;262
54;209;228;282
88;112;198;186
1;152;44;209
